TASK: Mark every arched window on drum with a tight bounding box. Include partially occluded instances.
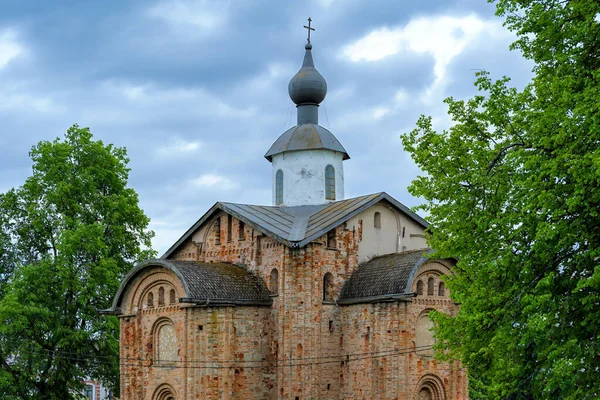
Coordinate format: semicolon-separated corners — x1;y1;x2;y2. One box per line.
325;165;335;200
275;169;284;205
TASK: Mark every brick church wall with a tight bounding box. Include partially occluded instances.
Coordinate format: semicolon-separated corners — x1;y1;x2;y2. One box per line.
118;212;467;399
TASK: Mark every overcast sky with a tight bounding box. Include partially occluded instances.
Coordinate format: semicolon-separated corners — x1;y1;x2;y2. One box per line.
0;0;533;254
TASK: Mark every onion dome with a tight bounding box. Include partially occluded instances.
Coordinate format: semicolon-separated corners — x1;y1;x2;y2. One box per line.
288;43;327;105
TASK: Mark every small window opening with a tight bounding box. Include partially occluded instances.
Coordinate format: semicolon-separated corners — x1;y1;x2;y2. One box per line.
327;384;331;390
198;325;203;331
325;164;336;200
374;212;381;229
147;292;154;308
84;384;94;400
417;280;424;296
427;277;435;296
215;217;221;244
169;289;176;304
239;221;245;240
329;320;334;333
158;287;165;306
269;268;279;294
323;272;334;302
275;169;284;205
439;282;445;296
327;229;336;248
402;226;406;238
227;215;232;242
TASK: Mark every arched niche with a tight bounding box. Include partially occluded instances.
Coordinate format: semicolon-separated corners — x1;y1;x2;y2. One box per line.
414;374;446;400
152;318;178;364
152;383;177;400
415;309;435;357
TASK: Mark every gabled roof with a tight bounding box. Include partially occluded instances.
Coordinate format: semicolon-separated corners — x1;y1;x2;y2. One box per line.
162;192;429;259
338;249;433;305
102;259;272;314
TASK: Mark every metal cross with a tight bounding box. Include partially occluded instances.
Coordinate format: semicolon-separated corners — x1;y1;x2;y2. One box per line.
304;17;315;43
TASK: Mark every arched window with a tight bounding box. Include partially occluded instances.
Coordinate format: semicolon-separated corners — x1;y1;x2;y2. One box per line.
269;268;279;294
147;292;154;308
169;289;176;304
227;214;232;242
427;277;435;296
416;313;435;356
327;229;336;248
325;165;335;200
438;282;445;296
158;287;165;306
374;212;381;229
84;384;94;399
239;220;245;240
155;320;177;363
323;272;334;302
275;169;284;205
416;280;424;296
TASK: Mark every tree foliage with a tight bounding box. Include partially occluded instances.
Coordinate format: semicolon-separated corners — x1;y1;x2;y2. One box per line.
0;125;155;399
401;1;600;399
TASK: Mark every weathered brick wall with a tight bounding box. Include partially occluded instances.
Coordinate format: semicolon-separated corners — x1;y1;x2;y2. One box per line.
334;259;467;400
120;211;467;399
118;264;275;399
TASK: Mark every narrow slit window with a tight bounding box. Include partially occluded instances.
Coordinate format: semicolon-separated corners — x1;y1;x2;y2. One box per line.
275;169;284;205
323;272;334;302
158;287;165;306
269;268;279;294
417;280;423;296
327;229;336;248
239;221;245;240
227;214;232;242
374;212;381;229
169;289;176;304
147;292;154;308
325;165;335;200
427;277;435;296
438;282;445;296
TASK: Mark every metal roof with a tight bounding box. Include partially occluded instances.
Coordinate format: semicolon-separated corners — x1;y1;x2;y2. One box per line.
102;259;272;314
264;123;350;162
338;249;433;305
162;192;429;259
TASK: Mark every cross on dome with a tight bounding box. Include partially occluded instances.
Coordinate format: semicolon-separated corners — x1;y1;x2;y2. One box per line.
303;17;315;43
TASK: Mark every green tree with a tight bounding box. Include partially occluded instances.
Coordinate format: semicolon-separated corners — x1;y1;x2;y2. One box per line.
401;1;600;399
0;125;155;399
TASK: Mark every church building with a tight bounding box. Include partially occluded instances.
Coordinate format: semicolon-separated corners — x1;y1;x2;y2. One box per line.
104;27;467;400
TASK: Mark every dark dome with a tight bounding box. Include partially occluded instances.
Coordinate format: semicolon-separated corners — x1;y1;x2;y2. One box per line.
288;43;327;105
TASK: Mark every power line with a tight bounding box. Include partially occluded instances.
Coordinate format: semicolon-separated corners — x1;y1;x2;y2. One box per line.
30;344;437;365
22;345;467;371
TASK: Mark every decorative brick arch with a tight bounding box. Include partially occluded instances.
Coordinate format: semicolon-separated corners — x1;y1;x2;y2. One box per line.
135;278;180;312
152;383;177;400
414;374;446;400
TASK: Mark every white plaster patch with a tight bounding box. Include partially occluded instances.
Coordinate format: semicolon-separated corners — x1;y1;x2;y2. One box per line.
0;29;24;69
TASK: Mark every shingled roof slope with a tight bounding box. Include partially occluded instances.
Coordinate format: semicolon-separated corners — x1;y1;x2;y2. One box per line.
338;249;432;304
103;259;272;314
163;192;429;258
